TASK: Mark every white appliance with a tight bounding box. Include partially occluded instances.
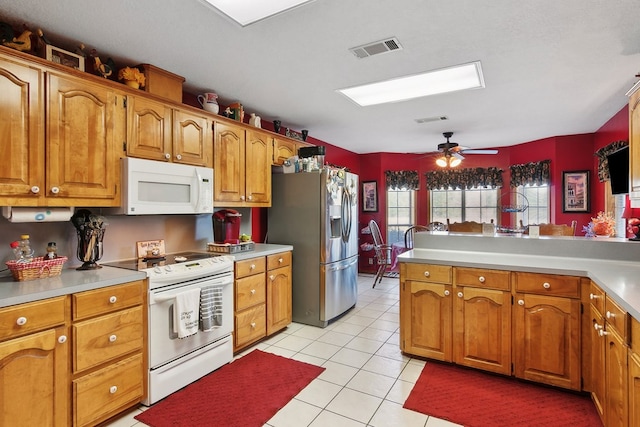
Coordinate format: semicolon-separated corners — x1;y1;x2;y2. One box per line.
114;158;214;215
268;169;359;327
104;252;234;405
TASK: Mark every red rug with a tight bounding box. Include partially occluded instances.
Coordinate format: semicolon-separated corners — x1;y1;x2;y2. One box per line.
403;362;602;427
135;349;325;427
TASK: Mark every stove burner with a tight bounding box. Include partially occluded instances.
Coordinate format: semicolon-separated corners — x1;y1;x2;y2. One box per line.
103;251;220;272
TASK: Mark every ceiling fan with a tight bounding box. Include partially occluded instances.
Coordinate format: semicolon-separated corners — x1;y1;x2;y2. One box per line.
432;132;498;167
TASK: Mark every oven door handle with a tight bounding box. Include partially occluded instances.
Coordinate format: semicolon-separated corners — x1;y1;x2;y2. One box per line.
154;293;179;303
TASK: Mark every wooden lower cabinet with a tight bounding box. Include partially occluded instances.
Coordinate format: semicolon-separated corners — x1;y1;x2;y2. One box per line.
589;304;607;422
605;327;628;427
234;251;292;352
629;349;640;427
454;286;511;375
266;252;292;335
0;296;69;427
400;263;453;361
71;280;146;427
513;292;581;390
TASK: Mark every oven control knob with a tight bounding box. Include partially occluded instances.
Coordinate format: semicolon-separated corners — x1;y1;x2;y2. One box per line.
154;266;162;274
165;265;173;272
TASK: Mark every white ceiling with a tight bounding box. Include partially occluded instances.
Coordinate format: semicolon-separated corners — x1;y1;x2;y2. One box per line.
2;0;639;154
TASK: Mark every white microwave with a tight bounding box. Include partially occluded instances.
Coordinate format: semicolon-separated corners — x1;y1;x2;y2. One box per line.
114;158;214;215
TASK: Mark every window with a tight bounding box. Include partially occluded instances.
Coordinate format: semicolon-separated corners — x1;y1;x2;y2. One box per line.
387;189;416;244
515;184;549;226
430;188;499;224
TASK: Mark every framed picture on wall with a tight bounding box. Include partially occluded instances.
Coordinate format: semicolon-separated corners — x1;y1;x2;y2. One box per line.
562;170;590;213
362;181;378;212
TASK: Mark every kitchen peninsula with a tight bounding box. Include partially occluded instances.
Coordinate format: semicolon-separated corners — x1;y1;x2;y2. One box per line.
398;231;640;426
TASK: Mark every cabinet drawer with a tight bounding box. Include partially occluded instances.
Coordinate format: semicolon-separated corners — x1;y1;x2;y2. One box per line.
73;353;144;427
73;280;145;320
455;267;510;291
267;251;291;270
605;295;628;342
235;304;266;347
404;263;452;284
588;282;605;316
0;296;66;340
235;274;266;311
73;306;144;372
235;257;266;279
514;272;580;298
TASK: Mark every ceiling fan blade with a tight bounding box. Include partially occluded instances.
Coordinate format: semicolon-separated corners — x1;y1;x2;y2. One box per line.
452;152;465;160
461;149;499;155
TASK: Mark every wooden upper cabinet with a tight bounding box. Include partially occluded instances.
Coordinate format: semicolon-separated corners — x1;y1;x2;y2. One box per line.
173;108;212;167
213;121;271;206
127;97;212;168
0;53;44;204
629;82;640;203
46;72;123;206
245;128;272;205
214;121;245;204
273;137;296;165
126;96;172;162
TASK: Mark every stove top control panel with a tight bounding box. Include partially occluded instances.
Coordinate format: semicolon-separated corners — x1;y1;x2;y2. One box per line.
145;255;235;284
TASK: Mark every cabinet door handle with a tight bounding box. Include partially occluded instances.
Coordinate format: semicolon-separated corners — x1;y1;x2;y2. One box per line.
16;316;27;326
606;311;615;319
250;289;256;295
109;334;117;343
50;186;60;194
518;299;525;306
423;271;430;277
58;335;67;344
250;264;255;270
176;154;182;160
109;296;117;304
599;329;609;337
457;291;463;298
594;323;603;331
30;186;40;194
589;293;599;300
278;258;283;263
542;282;551;289
110;386;118;394
250;322;256;328
165;153;171;159
478;276;485;283
444;290;450;296
248;194;253;201
270;274;275;281
240;195;246;201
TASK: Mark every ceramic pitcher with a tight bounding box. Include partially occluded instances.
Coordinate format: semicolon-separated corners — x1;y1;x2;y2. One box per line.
197;92;219;114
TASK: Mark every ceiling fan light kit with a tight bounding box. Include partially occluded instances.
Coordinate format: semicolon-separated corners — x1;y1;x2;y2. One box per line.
433;132;497;167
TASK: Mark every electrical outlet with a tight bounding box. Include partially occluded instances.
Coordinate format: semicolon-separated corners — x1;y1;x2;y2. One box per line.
368;258;373;265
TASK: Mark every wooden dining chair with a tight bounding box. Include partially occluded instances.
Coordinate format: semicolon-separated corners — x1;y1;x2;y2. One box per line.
404;225;430;249
446;219;494;233
524;220;577;236
369;219;392;288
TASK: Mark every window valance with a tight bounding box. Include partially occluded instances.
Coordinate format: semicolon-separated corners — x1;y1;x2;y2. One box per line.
385;170;419;190
424;167;503;190
594;140;627;182
509;160;551;187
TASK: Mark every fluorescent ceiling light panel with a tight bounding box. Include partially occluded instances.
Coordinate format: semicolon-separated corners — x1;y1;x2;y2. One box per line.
338;61;485;106
202;0;315;26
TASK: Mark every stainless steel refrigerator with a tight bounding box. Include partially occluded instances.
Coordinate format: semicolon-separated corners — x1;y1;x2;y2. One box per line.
268;169;359;327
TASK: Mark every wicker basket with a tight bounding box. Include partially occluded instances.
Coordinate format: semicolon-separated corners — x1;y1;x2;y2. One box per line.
6;256;68;281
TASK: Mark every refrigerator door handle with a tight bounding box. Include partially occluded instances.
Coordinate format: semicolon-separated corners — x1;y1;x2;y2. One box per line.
341;190;351;243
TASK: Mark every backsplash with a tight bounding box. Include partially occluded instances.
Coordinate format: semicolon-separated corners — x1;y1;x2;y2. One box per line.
0;208;253;270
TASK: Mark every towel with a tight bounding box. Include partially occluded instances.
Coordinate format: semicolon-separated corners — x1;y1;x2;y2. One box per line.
173;288;201;338
200;285;224;331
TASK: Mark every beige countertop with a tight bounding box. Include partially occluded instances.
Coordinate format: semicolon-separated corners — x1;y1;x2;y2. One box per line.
399;232;640;320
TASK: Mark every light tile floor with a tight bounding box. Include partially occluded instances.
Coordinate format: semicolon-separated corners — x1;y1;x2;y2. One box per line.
102;274;462;427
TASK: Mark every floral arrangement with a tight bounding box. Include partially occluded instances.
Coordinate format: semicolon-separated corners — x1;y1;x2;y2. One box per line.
582;211;616;237
117;66;145;87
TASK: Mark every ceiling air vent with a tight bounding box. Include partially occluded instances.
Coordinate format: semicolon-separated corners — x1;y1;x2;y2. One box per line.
349;37;403;59
415;116;448;124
